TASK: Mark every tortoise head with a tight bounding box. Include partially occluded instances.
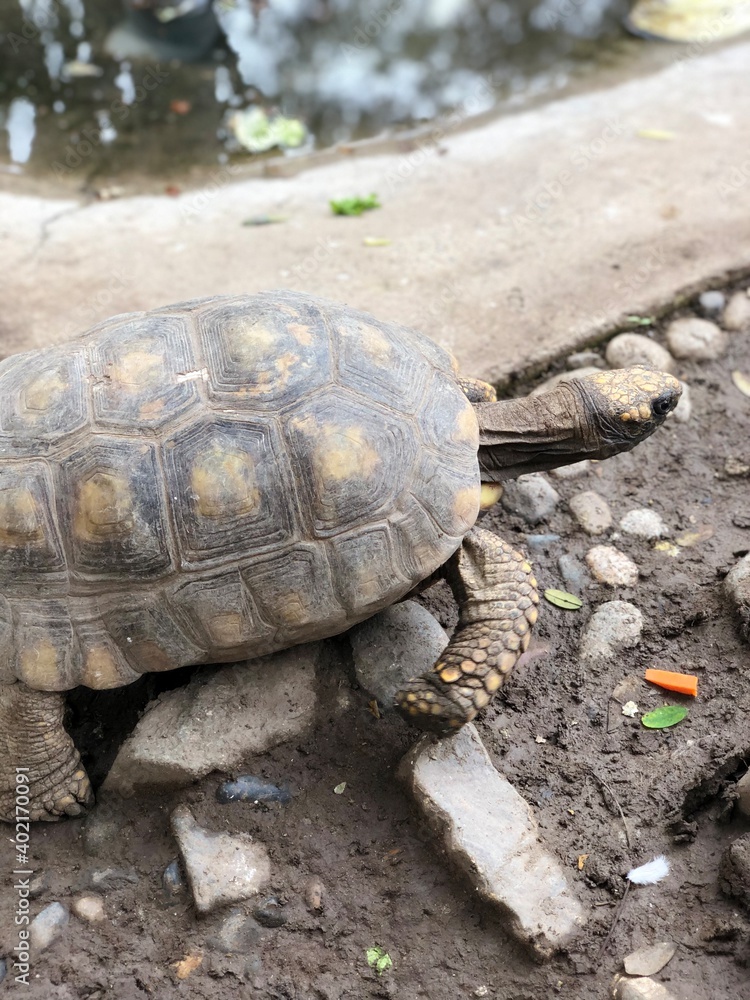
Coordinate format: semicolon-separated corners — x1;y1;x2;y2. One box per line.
476;365;682;482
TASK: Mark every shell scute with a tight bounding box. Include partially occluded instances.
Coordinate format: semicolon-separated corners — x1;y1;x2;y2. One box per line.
0;462;66;579
0;347;88;443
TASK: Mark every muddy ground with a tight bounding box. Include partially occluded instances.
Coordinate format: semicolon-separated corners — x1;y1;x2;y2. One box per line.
0;288;749;1000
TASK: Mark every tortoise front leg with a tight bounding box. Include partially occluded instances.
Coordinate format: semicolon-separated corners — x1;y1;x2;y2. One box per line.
0;683;93;823
395;526;539;733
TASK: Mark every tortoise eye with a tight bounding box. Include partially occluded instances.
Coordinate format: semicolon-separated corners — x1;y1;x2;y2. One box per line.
652;392;676;417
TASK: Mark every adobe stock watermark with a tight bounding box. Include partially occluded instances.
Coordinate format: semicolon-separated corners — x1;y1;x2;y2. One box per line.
60;267;135;338
10;768;33;986
384;75;495;191
180;162;243;221
340;0;403;58
4;0;64;52
716;154;750;201
51;64;169;180
288;238;337;285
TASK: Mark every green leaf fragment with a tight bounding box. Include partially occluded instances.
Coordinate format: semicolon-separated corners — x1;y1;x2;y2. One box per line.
626;315;656;326
333;782;347;795
242;214;288;226
544;588;583;610
366;947;393;975
230;108;307;153
330;194;381;216
363;236;391;246
641;705;688;729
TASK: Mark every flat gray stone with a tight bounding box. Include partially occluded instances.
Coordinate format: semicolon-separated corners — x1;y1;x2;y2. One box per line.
723;290;750;332
623;941;676;977
613;976;680;1000
30;902;69;952
580;601;643;664
558;553;590;593
104;645;319;795
569;491;613;536
737;771;750;819
349;601;448;710
619;508;668;539
665;317;727;360
585;546;639;587
399;724;585;960
550;459;591;480
501;474;561;525
171;805;271;915
605;333;675;372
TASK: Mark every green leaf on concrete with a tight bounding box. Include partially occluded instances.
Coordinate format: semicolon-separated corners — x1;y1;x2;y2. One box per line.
330;194;380;216
641;705;688;729
544;588;583;610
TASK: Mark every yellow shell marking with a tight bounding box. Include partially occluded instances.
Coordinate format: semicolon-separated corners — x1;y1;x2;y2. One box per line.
81;645;124;689
207;612;245;647
191;446;259;519
311;424;381;482
455;403;480;446
288;322;313;345
453;485;481;530
20;639;59;688
0;487;43;545
227;319;277;365
111;343;163;389
23;369;66;412
75;473;134;541
273;591;316;626
130;640;177;672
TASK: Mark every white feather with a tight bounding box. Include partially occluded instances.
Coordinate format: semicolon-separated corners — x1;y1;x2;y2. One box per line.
627;855;670;885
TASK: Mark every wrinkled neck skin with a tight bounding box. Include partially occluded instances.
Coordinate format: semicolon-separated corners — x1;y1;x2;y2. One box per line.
475;382;625;482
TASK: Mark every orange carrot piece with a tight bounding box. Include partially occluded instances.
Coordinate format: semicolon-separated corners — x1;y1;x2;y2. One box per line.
644;668;698;697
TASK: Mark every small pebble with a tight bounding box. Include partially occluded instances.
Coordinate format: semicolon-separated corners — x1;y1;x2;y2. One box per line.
30;902;69;952
557;553;589;593
217;776;291;805
719;833;750;908
585;546;639;587
304;877;325;913
532;366;600;395
501;473;560;525
29;872;51;900
698;289;726;317
737;771;750;819
672;381;691;423
619;508;667;539
579;601;643;663
666;317;727;360
72;895;106;924
551;460;591;480
605;333;675;372
525;533;560;549
88;867;139;892
253;897;287;928
210;908;262;953
722;290;750;332
566;350;604;369
623;941;676;976
568;491;612;536
162;859;185;896
613;975;680;1000
724;456;750;476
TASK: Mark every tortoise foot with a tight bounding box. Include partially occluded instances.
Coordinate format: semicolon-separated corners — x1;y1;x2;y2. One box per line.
30;767;94;822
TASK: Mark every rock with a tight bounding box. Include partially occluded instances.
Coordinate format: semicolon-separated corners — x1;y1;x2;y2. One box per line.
724;553;750;641
349;601;448;709
551;460;591;480
30;902;69;952
671;380;691;423
87;868;139;892
0;959;5;984
171;805;271;915
29;873;52;900
623;941;676;976
253;897;287;928
304;877;325;913
566;350;604;369
525;533;561;550
501;474;561;525
558;553;589;593
217;776;291;806
569;491;613;536
619;508;667;539
532;366;600;395
104;645;319;795
612;975;680;999
719;832;750;908
722;290;750;332
72;895;106;924
665;317;727;360
209;908;263;953
163;859;186;897
724;456;750;476
579;601;643;664
737;771;750;819
585;546;639;587
399;724;584;960
699;289;726;317
605;333;675;372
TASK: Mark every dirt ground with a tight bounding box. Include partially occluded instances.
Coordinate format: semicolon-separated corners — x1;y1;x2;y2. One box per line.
1;287;749;1000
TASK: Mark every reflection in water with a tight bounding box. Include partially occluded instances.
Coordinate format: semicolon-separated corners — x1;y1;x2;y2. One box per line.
0;0;631;180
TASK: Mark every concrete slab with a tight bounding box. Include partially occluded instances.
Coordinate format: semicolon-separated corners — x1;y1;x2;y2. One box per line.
2;43;750;382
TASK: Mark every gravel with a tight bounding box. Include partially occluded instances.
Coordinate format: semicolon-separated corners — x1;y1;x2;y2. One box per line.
619;508;668;539
605;333;675;372
722;290;750;332
585;546;639;587
699;290;726;317
72;896;106;924
666;317;728;360
568;491;613;535
501;473;561;525
579;601;643;663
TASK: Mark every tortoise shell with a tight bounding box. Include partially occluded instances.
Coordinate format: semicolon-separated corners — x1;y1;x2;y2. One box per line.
0;291;481;692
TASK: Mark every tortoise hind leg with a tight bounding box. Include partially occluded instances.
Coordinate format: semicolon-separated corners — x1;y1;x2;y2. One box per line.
395;526;539;733
0;683;93;823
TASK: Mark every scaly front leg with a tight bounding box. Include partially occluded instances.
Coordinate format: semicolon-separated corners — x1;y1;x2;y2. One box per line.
0;682;93;823
395;526;539;733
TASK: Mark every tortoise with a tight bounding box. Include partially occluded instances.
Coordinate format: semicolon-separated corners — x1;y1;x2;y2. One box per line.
0;291;681;822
